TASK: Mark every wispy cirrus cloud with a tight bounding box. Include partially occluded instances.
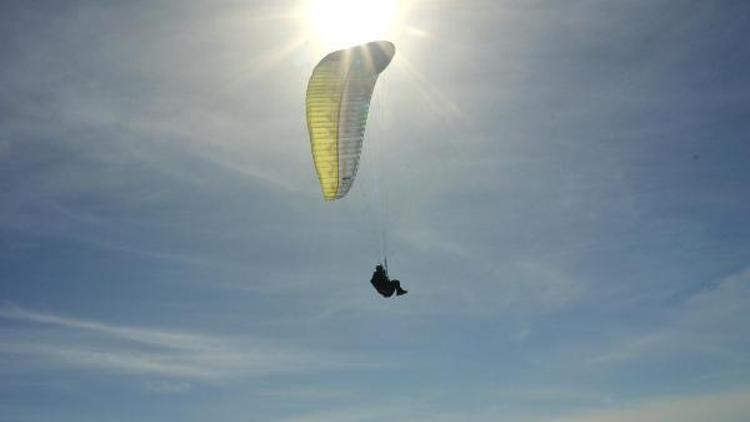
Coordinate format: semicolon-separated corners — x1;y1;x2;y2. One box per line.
276;388;750;422
584;266;750;367
549;388;750;422
0;304;382;382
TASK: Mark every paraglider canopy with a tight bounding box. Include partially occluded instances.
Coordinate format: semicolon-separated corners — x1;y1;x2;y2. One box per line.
305;41;395;200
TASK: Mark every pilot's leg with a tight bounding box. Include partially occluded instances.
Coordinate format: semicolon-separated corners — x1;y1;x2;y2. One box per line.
393;280;408;296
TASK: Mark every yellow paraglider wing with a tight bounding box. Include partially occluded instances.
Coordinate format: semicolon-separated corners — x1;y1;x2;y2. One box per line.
306;41;395;200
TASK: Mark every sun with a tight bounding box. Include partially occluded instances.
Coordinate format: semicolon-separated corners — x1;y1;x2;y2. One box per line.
305;0;401;53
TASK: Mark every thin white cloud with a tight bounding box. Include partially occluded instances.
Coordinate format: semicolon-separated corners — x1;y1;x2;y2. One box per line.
0;304;217;352
585;266;750;367
550;388;750;422
144;380;192;394
280;398;427;422
278;388;750;422
0;304;380;381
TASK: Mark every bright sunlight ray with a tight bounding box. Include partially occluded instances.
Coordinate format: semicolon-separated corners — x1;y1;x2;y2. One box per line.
305;0;401;53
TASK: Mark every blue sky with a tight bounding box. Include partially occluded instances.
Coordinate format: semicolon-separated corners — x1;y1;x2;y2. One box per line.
2;0;750;420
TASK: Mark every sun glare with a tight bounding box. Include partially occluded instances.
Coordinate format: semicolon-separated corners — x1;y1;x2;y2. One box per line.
306;0;400;52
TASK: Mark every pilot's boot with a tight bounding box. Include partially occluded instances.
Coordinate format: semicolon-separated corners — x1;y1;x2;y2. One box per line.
393;280;408;296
